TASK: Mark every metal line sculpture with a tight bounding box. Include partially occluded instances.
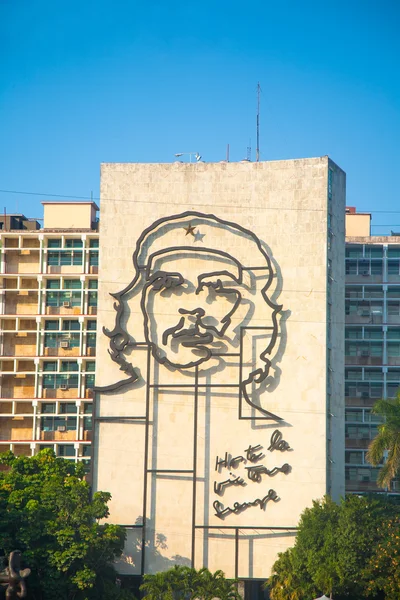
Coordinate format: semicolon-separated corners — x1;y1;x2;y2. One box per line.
0;551;30;599
95;211;283;420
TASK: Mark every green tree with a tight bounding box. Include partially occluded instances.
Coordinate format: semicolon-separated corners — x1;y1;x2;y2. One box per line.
363;515;400;600
267;495;398;600
0;450;136;600
140;565;242;599
366;392;400;489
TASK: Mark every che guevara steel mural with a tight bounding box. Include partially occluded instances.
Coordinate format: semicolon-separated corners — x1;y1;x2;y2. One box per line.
96;210;284;422
95;211;293;569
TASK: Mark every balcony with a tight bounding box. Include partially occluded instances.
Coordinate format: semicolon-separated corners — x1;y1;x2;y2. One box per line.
345;480;380;492
345;438;371;449
1;375;35;399
0;417;33;441
345;396;378;408
42;333;80;357
4;291;38;315
2;332;36;357
40;430;77;441
4;250;40;274
42;388;79;400
345;356;383;366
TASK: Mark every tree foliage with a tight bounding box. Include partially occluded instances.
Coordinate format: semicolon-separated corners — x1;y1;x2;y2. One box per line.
0;450;136;600
363;516;400;600
366;392;400;489
267;494;399;600
139;565;242;599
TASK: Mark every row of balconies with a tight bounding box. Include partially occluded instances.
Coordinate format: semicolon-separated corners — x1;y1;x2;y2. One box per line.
0;415;91;441
0;398;92;416
345;356;400;366
1;334;96;357
0;293;98;316
345;314;400;324
0;246;98;275
0;235;98;249
0;374;94;399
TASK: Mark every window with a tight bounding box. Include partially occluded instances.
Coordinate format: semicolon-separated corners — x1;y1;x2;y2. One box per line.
346;247;363;259
64;279;82;290
41;403;55;414
364;286;384;299
364;369;383;381
387;384;399;398
59;403;76;414
388;343;400;358
42;374;79;389
47;239;61;248
46;279;60;289
46;291;81;308
85;361;95;372
345;451;364;465
43;361;57;372
345;286;363;298
387;287;400;298
62;320;80;331
364;328;383;340
89;239;99;248
61;361;78;372
85;374;95;389
58;444;75;457
65;239;83;248
44;333;58;348
89;251;98;267
345;328;363;339
345;467;380;482
365;246;383;259
388;247;400;259
388;261;400;276
40;416;77;431
83;402;92;415
371;261;383;275
86;332;96;348
88;291;97;307
345;409;363;422
82;445;91;457
44;320;58;331
47;250;83;267
387;369;400;380
346;261;358;275
388;302;400;316
345;424;374;439
87;320;96;331
88;279;98;290
44;332;79;349
345;368;363;380
83;416;92;431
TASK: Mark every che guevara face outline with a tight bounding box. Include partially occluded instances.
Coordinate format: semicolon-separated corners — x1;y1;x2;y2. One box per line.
141;250;245;369
99;211;283;421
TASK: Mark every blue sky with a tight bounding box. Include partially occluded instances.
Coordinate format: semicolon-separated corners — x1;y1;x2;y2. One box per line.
0;0;399;232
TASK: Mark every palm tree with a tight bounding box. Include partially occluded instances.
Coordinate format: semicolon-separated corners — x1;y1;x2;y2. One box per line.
366;392;400;489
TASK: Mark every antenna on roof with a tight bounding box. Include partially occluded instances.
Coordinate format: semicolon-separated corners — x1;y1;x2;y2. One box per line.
256;82;261;162
247;139;252;162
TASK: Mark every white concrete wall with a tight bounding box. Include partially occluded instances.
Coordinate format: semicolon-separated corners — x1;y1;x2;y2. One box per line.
93;157;345;579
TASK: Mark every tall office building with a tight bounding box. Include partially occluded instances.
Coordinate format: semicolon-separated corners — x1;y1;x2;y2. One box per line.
345;207;400;493
93;157;345;593
0;202;99;470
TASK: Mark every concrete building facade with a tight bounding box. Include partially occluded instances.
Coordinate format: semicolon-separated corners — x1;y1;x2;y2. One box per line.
345;207;400;493
92;157;346;588
0;202;98;468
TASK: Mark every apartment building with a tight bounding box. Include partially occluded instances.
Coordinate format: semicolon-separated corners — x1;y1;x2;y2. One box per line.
345;207;400;493
0;202;99;472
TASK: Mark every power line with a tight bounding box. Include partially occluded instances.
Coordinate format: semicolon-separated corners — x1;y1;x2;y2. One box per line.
0;187;399;216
